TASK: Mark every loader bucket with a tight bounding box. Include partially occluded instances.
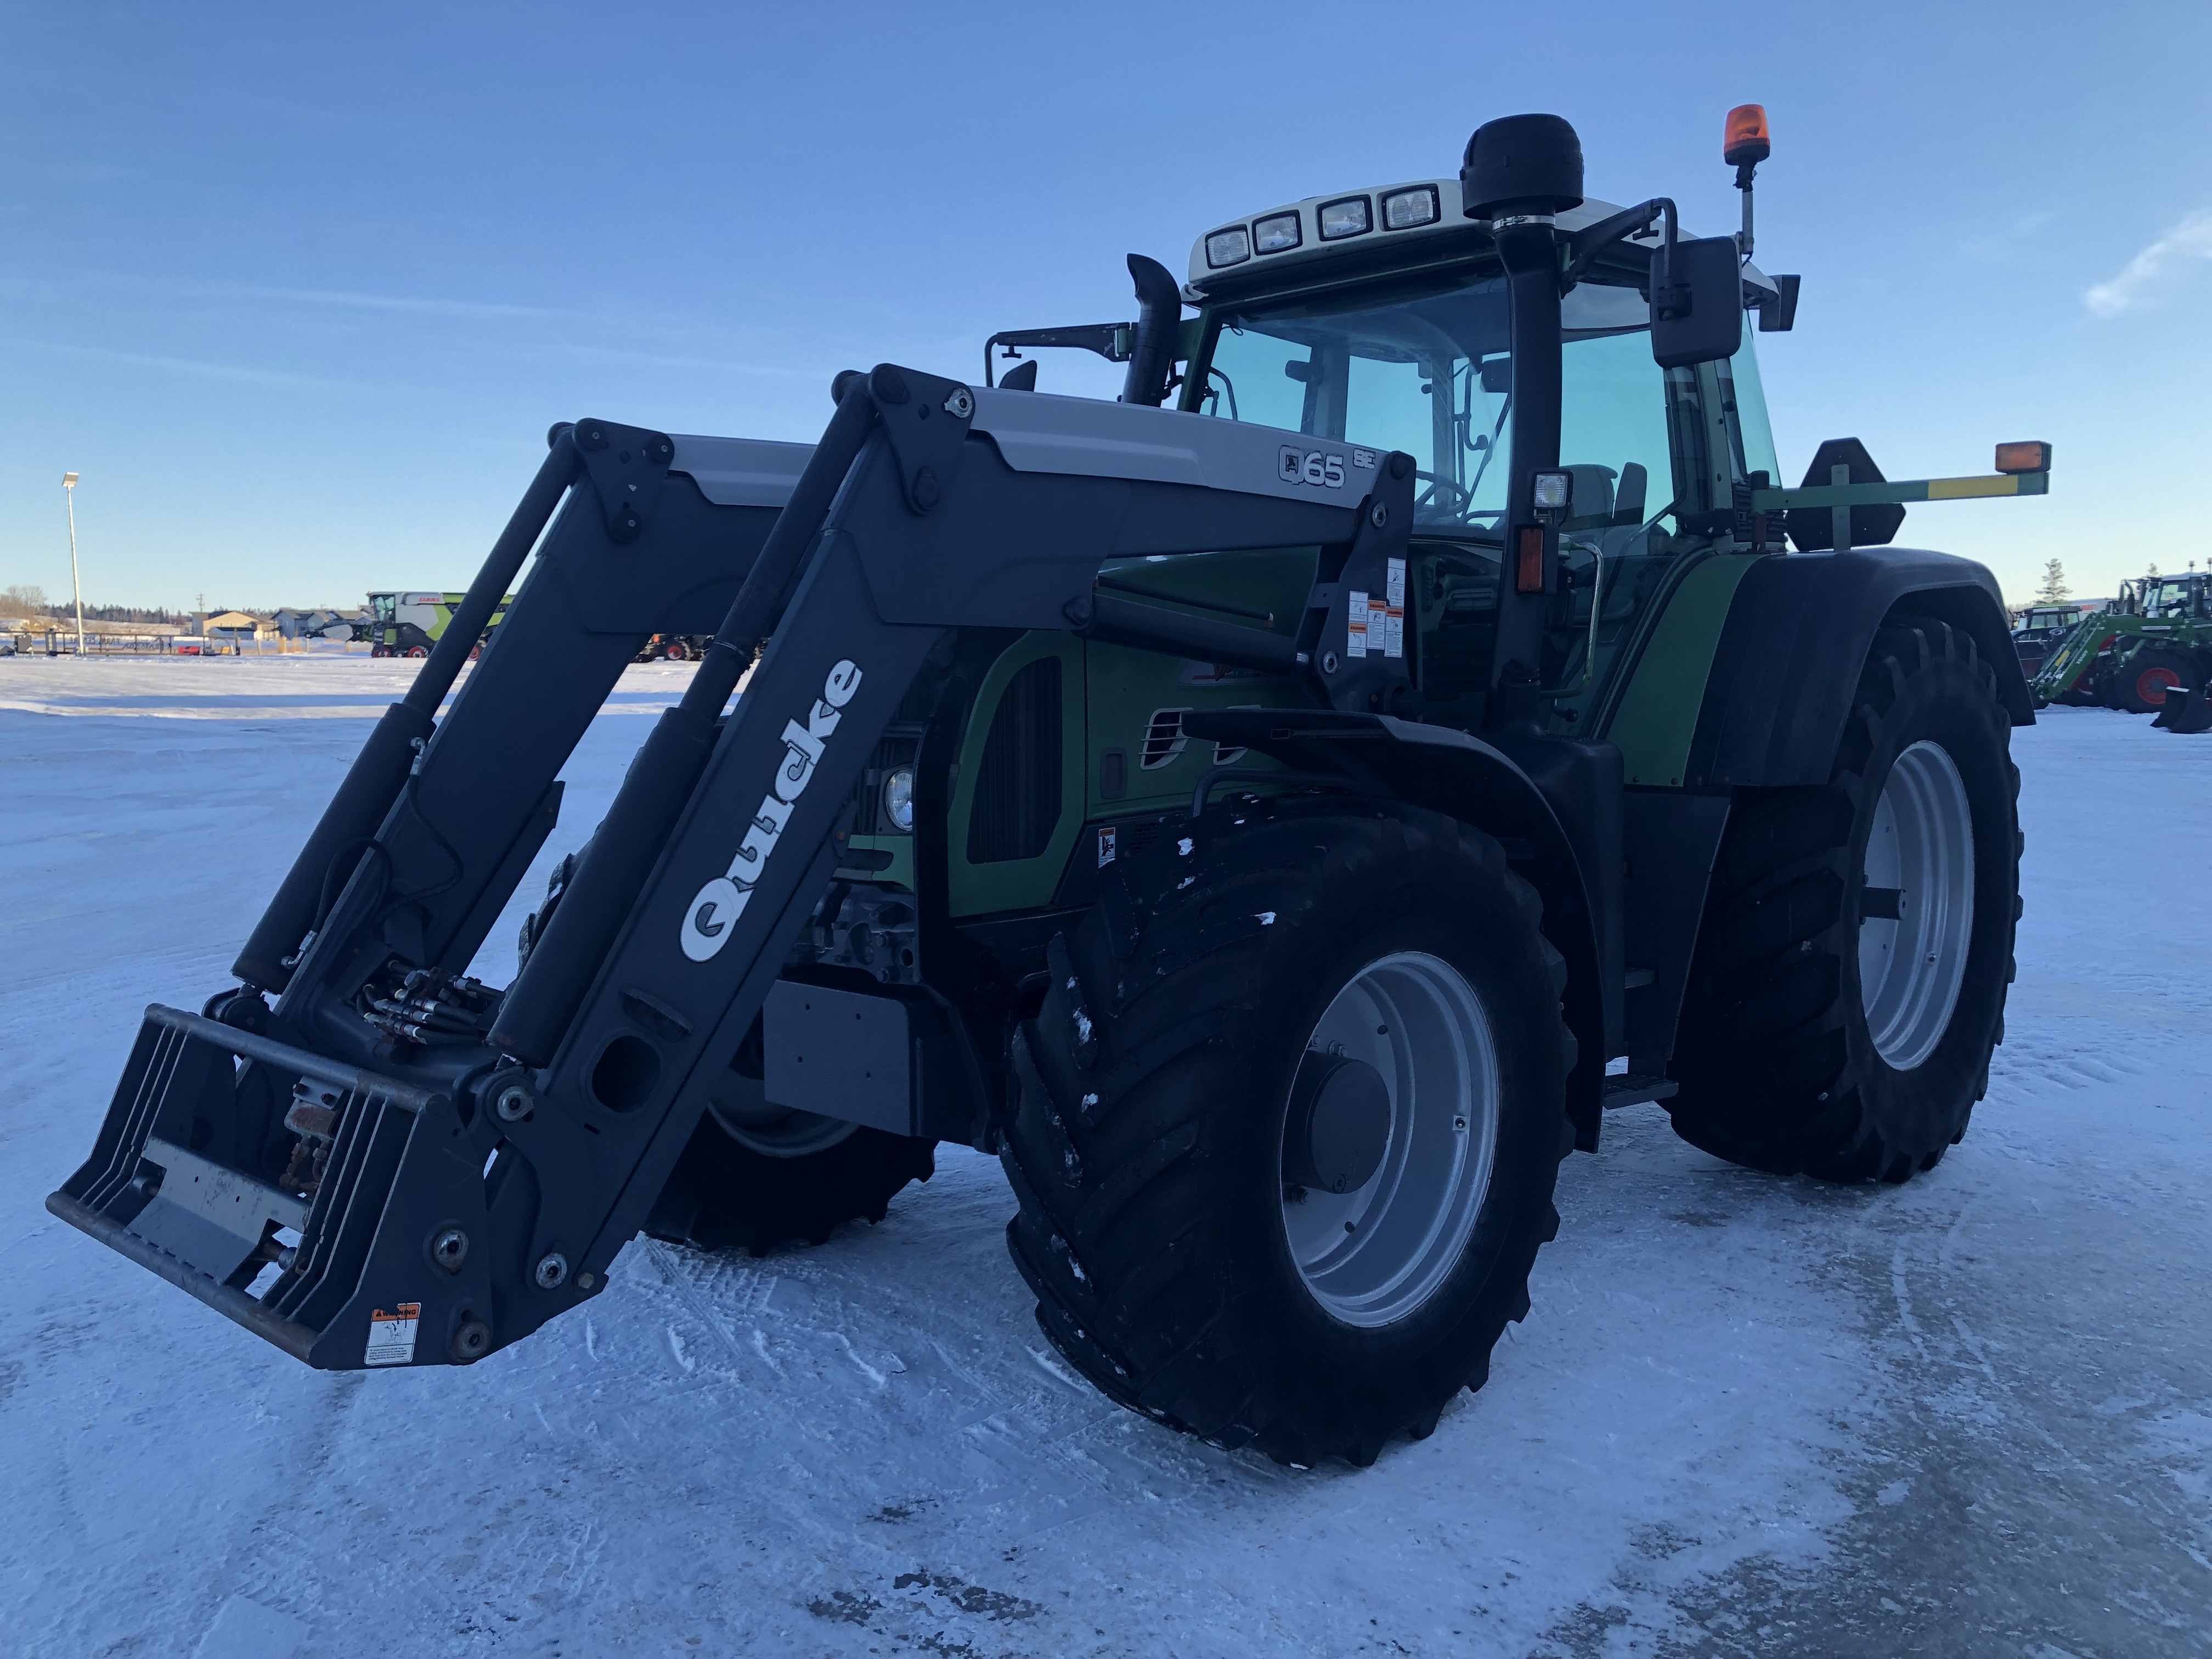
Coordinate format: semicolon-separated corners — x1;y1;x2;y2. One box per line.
2152;680;2212;732
48;1005;486;1368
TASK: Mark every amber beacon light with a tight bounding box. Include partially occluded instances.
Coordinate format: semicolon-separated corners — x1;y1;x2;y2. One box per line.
1724;105;1770;170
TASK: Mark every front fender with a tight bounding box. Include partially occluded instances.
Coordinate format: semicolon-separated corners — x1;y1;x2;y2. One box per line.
1182;710;1611;1152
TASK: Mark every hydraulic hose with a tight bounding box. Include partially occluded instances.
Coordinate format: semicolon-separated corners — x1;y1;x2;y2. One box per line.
489;380;881;1067
233;433;582;992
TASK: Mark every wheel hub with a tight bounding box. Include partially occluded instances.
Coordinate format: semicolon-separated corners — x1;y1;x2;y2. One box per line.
1284;1053;1392;1195
1858;739;1976;1071
1279;951;1500;1328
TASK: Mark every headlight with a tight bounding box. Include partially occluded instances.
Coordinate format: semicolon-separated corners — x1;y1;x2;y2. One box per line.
1252;212;1302;255
1318;196;1372;240
1381;185;1440;229
1205;227;1251;268
881;766;916;832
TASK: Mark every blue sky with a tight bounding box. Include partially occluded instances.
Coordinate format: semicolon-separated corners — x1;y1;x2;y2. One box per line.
4;0;2207;612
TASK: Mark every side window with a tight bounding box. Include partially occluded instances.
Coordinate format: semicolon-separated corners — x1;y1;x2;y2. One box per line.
1197;326;1312;432
1556;328;1677;532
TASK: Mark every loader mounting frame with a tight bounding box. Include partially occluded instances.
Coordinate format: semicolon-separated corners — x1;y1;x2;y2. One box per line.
52;365;1470;1370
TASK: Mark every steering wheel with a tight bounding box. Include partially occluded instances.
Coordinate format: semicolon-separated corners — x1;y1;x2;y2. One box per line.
1414;470;1471;515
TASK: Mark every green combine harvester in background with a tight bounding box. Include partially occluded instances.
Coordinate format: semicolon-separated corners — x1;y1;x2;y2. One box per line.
2033;571;2211;726
358;590;515;658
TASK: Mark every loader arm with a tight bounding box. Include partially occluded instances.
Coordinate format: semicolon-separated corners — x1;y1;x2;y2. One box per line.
52;366;1416;1370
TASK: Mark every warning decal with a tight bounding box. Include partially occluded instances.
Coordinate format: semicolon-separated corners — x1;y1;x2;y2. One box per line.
1348;562;1407;662
365;1303;421;1367
1383;557;1406;659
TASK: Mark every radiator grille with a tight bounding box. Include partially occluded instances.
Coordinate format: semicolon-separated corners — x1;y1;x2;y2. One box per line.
967;657;1063;864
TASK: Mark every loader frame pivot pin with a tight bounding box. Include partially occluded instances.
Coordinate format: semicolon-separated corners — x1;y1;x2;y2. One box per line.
534;1252;568;1291
432;1228;469;1273
494;1084;533;1124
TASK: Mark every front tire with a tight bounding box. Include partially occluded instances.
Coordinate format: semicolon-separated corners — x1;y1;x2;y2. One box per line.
645;1024;934;1255
2113;649;2194;714
1667;614;2021;1183
1003;798;1575;1467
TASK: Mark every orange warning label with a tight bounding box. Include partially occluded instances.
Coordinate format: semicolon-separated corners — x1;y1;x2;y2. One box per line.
365;1302;421;1367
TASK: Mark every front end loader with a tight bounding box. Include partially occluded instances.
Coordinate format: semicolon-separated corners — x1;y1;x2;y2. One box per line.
54;108;2050;1466
2033;571;2210;725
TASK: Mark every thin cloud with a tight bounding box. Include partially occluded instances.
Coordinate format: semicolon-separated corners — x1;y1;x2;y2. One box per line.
234;281;567;321
7;338;356;390
2084;208;2212;316
1961;209;2058;263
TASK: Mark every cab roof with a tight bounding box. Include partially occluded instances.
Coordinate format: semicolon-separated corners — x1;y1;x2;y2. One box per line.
1184;178;1777;304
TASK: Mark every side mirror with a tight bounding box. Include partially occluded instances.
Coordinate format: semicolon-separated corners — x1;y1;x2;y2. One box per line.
1650;236;1745;369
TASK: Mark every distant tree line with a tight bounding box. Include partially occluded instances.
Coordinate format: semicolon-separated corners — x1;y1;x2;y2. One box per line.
2;585;197;624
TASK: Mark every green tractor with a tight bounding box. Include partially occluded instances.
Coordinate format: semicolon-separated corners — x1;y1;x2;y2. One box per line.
360;589;515;658
2033;571;2210;716
52;108;2052;1468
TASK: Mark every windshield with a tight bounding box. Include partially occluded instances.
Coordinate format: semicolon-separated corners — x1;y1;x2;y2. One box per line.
369;594;396;623
1195;270;1678;538
2145;577;2205;618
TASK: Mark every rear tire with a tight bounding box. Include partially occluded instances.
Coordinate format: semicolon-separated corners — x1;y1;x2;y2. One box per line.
1003;797;1575;1467
1667;614;2020;1183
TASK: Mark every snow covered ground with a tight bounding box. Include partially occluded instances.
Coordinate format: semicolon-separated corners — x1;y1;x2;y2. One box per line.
1;655;2205;1659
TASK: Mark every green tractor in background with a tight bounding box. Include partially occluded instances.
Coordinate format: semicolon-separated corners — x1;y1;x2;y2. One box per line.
2033;571;2211;720
2009;602;2087;680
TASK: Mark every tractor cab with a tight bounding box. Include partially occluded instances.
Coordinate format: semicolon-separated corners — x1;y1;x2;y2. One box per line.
1172;178;1787;731
2142;572;2210;620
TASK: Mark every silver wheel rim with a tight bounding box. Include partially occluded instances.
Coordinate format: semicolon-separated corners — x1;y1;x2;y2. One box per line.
1279;951;1499;1328
708;1090;859;1159
1859;740;1976;1070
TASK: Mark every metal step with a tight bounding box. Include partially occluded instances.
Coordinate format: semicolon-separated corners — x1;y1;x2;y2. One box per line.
1602;1071;1678;1109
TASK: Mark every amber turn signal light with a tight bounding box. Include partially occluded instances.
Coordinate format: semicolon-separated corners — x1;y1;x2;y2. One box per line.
1516;526;1547;594
1724;105;1770;168
1994;441;2051;474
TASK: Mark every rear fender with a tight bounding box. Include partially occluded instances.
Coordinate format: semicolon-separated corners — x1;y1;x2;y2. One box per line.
1684;548;2032;789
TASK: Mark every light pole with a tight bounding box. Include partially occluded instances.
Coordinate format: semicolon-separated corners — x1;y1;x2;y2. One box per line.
63;472;84;658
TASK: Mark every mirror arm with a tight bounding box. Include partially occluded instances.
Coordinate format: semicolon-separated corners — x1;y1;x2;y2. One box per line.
981;323;1133;388
1564;197;1675;287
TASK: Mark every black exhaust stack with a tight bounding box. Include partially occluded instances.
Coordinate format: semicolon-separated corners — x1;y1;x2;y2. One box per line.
1462;114;1582;716
1119;254;1183;408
